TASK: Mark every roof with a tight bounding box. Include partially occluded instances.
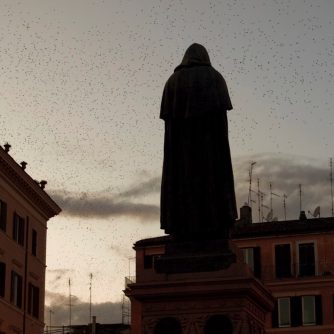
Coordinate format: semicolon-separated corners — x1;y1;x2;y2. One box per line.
0;145;61;218
233;217;334;238
135;217;334;247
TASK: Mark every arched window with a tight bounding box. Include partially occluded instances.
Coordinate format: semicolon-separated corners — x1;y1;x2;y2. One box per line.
204;314;233;334
154;317;182;334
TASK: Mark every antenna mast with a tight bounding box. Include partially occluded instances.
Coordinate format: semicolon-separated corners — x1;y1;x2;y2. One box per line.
69;278;72;328
330;158;333;217
270;182;273;212
248;162;256;208
257;178;261;222
283;194;287;221
299;184;302;213
89;273;93;323
269;182;280;218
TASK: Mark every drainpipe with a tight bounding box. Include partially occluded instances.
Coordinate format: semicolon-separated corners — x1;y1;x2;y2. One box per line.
23;217;29;334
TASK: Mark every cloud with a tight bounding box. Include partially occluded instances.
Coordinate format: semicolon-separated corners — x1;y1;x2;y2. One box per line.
49;190;159;221
120;176;160;198
233;153;332;221
45;291;124;326
49;153;333;222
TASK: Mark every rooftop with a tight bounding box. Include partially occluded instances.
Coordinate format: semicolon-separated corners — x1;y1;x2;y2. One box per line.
135;216;334;247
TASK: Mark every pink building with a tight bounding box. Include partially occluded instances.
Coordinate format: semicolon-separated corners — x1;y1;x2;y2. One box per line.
126;205;334;333
0;144;60;334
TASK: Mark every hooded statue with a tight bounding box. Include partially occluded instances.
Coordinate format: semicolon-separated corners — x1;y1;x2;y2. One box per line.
160;43;237;239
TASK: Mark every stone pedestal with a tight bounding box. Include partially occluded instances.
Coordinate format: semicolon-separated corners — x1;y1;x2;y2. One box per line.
155;239;236;274
125;238;274;334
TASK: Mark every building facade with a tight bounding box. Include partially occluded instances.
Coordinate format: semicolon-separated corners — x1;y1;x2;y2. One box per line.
126;206;334;333
0;145;61;334
234;208;334;333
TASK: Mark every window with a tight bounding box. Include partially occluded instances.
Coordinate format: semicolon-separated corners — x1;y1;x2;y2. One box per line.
273;296;322;328
32;229;37;256
278;298;290;327
303;296;315;325
144;255;153;269
298;242;315;276
0;200;7;232
242;247;261;278
13;213;25;246
10;271;23;308
0;262;5;298
275;244;292;278
28;283;40;318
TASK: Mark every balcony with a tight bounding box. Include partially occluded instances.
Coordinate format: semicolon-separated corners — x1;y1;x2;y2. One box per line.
125;276;136;288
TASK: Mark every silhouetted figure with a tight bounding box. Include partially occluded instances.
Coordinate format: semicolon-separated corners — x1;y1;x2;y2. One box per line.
160;43;237;239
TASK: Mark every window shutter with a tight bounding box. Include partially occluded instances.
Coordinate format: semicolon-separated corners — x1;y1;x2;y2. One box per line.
17;274;23;308
275;244;291;278
0;262;5;297
10;271;14;303
33;286;40;318
13;213;18;241
32;229;37;256
0;201;7;232
28;283;32;314
291;296;302;327
253;247;261;279
316;295;322;325
299;243;315;276
19;217;25;246
272;299;278;328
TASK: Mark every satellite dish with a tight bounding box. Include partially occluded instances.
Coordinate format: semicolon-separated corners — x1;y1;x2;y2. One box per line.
313;206;320;217
266;209;273;222
308;206;321;218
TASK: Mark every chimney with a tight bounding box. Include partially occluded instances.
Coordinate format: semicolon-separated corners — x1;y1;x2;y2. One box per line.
40;180;47;190
299;210;307;221
4;143;11;153
20;161;27;170
239;203;252;225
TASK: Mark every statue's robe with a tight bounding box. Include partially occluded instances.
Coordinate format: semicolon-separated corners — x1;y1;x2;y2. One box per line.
160;43;237;238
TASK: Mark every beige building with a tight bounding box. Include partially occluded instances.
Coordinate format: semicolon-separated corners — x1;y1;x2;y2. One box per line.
0;144;61;334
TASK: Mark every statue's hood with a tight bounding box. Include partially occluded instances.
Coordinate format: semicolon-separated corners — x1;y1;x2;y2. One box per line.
175;43;211;72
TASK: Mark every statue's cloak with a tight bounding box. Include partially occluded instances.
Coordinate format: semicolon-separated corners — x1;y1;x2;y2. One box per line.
160;43;237;237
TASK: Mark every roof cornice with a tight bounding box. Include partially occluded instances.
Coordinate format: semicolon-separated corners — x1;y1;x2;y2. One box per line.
0;147;61;219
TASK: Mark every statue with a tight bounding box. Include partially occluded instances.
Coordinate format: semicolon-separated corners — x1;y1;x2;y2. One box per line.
160;43;237;240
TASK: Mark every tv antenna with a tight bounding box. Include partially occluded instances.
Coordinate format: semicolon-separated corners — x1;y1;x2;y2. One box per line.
269;182;280;214
299;184;302;213
89;273;93;323
283;194;288;220
68;278;72;328
257;178;266;222
330;158;333;216
248;161;256;208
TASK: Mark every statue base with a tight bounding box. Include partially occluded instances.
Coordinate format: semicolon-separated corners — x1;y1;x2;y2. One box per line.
125;236;274;334
154;238;236;274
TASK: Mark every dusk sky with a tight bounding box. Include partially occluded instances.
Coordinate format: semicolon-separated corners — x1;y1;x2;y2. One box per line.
1;0;333;326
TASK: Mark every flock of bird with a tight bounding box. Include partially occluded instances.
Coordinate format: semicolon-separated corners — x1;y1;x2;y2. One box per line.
0;0;333;324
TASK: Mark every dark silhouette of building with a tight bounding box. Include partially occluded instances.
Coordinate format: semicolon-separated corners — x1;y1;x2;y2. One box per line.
70;323;130;334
